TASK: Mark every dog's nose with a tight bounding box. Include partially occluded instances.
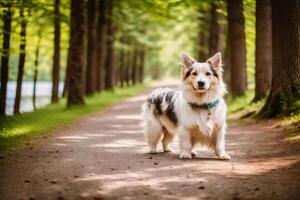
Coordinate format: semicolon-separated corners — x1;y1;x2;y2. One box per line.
198;81;205;88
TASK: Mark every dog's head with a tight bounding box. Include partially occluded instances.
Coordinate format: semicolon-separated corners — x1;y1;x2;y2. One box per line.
181;52;223;94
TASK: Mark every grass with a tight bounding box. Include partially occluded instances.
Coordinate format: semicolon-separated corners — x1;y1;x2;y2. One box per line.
227;90;265;116
227;90;300;141
0;84;148;150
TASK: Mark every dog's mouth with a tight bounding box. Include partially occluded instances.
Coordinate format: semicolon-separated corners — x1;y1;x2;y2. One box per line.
192;85;209;92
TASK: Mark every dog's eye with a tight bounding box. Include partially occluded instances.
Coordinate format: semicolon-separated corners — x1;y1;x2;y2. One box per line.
205;72;211;76
192;72;198;76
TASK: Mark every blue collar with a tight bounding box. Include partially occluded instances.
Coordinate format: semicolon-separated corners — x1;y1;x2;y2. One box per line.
188;99;219;110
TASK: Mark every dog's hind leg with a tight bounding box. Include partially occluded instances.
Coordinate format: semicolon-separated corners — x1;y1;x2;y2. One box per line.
162;127;174;152
143;112;163;154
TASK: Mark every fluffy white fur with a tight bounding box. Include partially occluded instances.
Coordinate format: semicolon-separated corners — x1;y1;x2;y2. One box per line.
141;52;230;160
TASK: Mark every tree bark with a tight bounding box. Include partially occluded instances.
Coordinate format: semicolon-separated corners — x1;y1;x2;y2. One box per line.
86;0;97;95
96;0;106;92
104;0;114;90
67;0;85;106
227;0;247;96
0;4;12;116
138;47;145;83
125;48;131;86
253;0;272;102
62;47;71;97
259;0;300;118
198;9;208;61
224;34;231;87
208;2;221;56
14;2;28;114
119;47;125;87
51;0;61;103
131;48;138;85
33;29;42;110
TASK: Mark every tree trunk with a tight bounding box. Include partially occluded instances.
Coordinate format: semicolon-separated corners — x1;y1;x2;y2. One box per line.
131;48;138;85
138;47;145;83
96;0;106;92
119;48;125;87
85;0;97;95
14;2;28;114
259;0;300;118
198;9;208;61
33;29;42;110
224;35;231;87
125;49;131;86
51;0;61;103
62;47;71;97
104;0;114;90
253;0;272;102
227;0;247;96
208;2;221;56
67;0;85;106
0;4;12;116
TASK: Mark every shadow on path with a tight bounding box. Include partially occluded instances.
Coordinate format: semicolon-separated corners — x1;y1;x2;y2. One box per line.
1;81;300;200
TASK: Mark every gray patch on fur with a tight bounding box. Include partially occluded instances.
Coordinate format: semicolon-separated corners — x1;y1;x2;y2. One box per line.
147;89;178;125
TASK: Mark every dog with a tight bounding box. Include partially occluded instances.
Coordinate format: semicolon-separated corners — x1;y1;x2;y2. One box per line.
141;52;230;160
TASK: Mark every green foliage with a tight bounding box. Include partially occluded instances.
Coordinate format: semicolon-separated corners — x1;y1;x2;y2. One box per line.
1;0;257;82
227;89;264;114
0;0;70;81
0;83;148;149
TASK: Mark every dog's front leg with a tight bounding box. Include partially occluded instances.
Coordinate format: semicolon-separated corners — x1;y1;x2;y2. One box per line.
214;125;231;160
178;127;192;159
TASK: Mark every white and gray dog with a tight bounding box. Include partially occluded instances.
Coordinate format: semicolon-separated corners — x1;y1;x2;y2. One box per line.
141;52;230;159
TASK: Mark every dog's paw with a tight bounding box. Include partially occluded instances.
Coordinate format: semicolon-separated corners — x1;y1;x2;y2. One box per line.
191;151;198;157
149;149;158;154
179;152;192;159
218;153;231;160
163;147;172;152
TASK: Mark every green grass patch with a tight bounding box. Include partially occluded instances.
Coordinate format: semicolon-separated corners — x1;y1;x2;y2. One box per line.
276;113;300;142
227;90;265;115
226;90;300;138
0;84;148;150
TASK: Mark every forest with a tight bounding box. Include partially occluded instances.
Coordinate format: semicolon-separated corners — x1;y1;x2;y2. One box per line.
0;0;300;199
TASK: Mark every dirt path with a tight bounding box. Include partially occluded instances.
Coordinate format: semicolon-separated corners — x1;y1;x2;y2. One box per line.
1;82;300;200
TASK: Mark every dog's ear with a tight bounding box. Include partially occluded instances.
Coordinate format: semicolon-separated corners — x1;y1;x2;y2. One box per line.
180;53;195;68
206;52;222;70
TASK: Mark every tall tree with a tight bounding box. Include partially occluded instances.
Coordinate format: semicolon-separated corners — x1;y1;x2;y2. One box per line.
259;0;300;117
0;3;12;116
51;0;61;103
104;0;114;90
125;48;132;86
67;0;85;106
223;35;231;87
62;47;71;97
253;0;272;102
198;9;208;61
131;48;138;85
14;0;28;114
33;29;42;110
227;0;247;96
96;0;106;92
86;0;97;95
208;2;221;55
119;46;125;87
138;47;145;83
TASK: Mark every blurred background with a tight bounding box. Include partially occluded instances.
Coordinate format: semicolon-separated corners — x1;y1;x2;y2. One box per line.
0;0;257;115
0;0;299;124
